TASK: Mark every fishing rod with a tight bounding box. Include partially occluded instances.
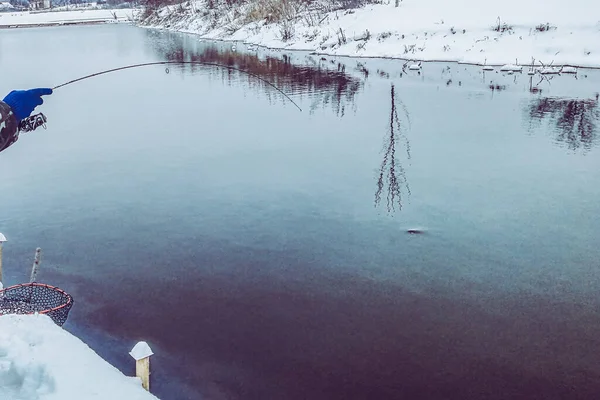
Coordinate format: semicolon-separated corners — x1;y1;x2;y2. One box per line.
18;61;302;133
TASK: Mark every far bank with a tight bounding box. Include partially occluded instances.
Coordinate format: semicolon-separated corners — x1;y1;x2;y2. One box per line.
136;0;600;68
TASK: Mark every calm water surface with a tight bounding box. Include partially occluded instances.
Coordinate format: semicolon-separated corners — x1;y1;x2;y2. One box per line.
1;24;600;400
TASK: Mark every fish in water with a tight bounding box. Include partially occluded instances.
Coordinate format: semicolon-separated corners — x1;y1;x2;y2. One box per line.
406;229;425;235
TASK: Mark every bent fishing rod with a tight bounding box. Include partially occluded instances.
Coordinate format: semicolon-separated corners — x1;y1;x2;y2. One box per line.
19;61;302;133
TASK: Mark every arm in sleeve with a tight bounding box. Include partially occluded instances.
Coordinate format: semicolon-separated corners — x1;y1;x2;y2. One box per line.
0;100;19;154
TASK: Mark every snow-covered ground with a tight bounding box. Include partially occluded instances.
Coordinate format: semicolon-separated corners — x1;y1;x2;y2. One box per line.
49;2;122;12
0;314;160;400
0;8;140;26
139;0;600;67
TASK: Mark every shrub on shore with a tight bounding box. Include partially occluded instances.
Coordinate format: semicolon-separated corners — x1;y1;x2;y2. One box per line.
139;0;385;37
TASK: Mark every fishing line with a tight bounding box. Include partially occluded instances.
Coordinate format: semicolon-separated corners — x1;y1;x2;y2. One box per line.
52;61;302;111
18;61;302;133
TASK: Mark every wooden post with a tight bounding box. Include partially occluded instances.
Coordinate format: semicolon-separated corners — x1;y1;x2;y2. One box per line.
0;242;3;285
29;247;42;283
130;341;154;392
137;357;150;391
0;233;7;285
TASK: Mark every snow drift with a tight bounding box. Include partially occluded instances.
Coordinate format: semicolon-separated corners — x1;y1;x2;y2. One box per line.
0;314;159;400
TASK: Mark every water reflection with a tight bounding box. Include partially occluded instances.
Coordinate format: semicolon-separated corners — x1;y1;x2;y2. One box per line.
144;30;363;117
146;31;417;213
144;30;419;212
527;96;600;151
142;29;600;216
375;84;411;212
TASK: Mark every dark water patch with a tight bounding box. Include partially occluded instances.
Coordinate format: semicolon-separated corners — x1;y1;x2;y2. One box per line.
71;263;600;400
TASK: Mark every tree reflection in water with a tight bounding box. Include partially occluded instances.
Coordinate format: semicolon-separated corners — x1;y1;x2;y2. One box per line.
375;84;411;213
146;31;363;117
147;32;417;212
527;96;599;151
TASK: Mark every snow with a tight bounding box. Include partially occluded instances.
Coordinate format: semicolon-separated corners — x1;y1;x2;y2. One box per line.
500;64;523;72
539;66;562;74
139;0;600;67
0;2;15;11
0;314;160;400
0;9;139;26
561;66;578;74
130;342;154;361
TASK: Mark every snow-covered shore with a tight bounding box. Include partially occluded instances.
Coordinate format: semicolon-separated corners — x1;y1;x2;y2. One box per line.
0;8;140;27
138;0;600;68
0;314;159;400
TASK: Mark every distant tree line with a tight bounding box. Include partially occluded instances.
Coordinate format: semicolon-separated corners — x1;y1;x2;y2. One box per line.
140;0;384;14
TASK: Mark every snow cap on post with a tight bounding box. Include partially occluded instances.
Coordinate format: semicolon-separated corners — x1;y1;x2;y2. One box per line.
130;341;154;361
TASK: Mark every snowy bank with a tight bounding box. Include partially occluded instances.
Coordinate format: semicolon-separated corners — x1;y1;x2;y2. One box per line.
0;314;160;400
0;9;140;27
138;0;600;68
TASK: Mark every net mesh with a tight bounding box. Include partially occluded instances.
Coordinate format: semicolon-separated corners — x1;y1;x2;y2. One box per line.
0;283;74;327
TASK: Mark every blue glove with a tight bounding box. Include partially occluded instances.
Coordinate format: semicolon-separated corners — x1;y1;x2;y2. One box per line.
3;88;53;121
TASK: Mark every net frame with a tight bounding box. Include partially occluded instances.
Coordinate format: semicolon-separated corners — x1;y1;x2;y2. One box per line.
0;283;74;327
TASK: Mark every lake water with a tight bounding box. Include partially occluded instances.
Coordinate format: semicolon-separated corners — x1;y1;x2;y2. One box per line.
1;24;600;400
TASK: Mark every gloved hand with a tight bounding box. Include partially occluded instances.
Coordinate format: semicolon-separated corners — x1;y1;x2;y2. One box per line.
3;88;53;121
